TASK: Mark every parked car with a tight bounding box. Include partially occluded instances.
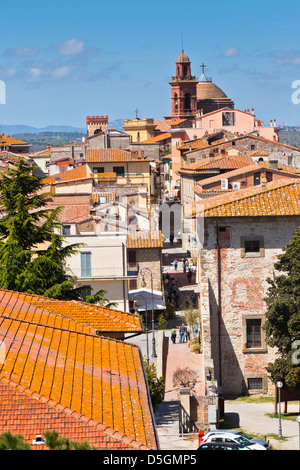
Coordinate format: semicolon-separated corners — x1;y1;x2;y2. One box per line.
199;431;267;450
200;429;269;449
198;442;251;450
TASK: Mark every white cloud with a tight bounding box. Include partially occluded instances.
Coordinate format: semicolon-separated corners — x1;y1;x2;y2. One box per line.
58;38;85;56
4;47;38;58
51;66;73;79
28;67;43;82
221;47;240;57
273;49;300;65
0;65;17;78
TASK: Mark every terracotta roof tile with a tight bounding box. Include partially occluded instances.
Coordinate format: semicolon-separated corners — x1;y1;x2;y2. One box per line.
180;154;253;174
127;231;163;249
0;290;157;450
0;289;142;333
43;164;90;185
141;133;172;143
189;179;300;217
86;149;152;163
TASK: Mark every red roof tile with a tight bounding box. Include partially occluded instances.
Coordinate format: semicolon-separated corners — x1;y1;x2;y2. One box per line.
0;289;157;450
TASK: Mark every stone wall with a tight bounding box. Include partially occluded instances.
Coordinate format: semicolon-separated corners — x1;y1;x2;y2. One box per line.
185;136;300;167
198;215;300;397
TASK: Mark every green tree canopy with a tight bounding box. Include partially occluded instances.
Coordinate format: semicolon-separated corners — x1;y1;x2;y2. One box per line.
0;159;84;300
264;227;300;390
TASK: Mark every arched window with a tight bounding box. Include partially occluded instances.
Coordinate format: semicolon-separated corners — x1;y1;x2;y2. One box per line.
184;93;191;111
174;93;178;111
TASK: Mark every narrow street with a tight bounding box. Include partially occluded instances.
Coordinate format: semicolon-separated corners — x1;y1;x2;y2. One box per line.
154;240;204;450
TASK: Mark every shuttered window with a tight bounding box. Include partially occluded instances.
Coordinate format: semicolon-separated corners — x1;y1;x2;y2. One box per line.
81;252;91;278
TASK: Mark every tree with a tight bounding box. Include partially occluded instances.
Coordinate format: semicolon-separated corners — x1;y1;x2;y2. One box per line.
180;296;200;338
264;228;300;390
172;367;198;396
43;430;94;450
0;431;31;450
0;159;85;300
144;360;164;411
86;289;117;308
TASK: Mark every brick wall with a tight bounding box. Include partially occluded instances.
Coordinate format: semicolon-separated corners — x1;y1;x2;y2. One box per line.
198;215;300;397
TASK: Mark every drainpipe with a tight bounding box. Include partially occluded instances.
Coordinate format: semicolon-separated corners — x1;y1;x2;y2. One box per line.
216;220;222;393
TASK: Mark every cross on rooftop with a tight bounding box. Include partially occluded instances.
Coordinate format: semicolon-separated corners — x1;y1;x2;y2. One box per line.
135;108;139;118
200;63;206;74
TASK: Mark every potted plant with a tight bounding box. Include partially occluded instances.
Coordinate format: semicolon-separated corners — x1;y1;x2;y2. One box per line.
191;343;201;354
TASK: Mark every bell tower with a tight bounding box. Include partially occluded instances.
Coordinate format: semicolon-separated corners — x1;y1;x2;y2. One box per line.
166;51;198;121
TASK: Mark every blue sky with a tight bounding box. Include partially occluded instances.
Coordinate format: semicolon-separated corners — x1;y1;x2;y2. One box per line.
1;0;300;128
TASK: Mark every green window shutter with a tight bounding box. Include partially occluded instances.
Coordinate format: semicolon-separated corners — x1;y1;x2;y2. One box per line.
81;252;91;278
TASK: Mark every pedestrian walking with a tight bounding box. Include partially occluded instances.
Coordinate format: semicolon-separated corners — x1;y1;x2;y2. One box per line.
179;324;185;343
183;258;187;273
174;259;178;271
185;326;190;342
171;328;177;344
187;268;192;284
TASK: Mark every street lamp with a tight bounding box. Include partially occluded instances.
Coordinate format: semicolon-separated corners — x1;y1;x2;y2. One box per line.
132;292;149;366
140;267;157;358
276;381;283;438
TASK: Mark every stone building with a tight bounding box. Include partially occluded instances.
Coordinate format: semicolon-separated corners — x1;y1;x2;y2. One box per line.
188;179;300;397
180;133;300;168
127;231;163;294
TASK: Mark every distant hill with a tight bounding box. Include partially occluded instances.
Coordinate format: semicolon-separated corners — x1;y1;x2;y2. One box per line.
279;127;300;148
0;119;124;136
0;119;125;152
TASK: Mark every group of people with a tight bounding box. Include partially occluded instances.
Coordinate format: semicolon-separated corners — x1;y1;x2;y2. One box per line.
172;258;195;284
171;323;190;344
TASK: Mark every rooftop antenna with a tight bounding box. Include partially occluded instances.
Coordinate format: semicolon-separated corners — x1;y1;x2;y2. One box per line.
181;33;184;52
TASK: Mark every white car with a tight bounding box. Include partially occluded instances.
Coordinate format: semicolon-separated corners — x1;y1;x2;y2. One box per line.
200;431;267;450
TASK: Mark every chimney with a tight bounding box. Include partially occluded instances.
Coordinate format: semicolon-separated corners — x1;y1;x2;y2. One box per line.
261;172;267;189
252;108;254;114
273;118;277;127
270;119;273;127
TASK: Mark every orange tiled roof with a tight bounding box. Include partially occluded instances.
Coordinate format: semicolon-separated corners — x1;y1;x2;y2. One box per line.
86;149;152;163
0;134;29;146
189;179;300;217
0;289;142;333
141;133;172;143
193;162;300;194
43;164;91;185
179;154;253;174
127;231;163;249
0;289;157;450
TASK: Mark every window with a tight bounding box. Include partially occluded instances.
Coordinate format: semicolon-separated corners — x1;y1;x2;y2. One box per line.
62;225;71;236
246;318;262;348
81;252;91;278
184;93;191;111
250;144;255;151
254;172;261;185
222;111;235;126
93;167;104;174
240;236;264;258
129;279;137;290
113;166;125;177
128;250;137;266
248;377;263;390
244;240;260;253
